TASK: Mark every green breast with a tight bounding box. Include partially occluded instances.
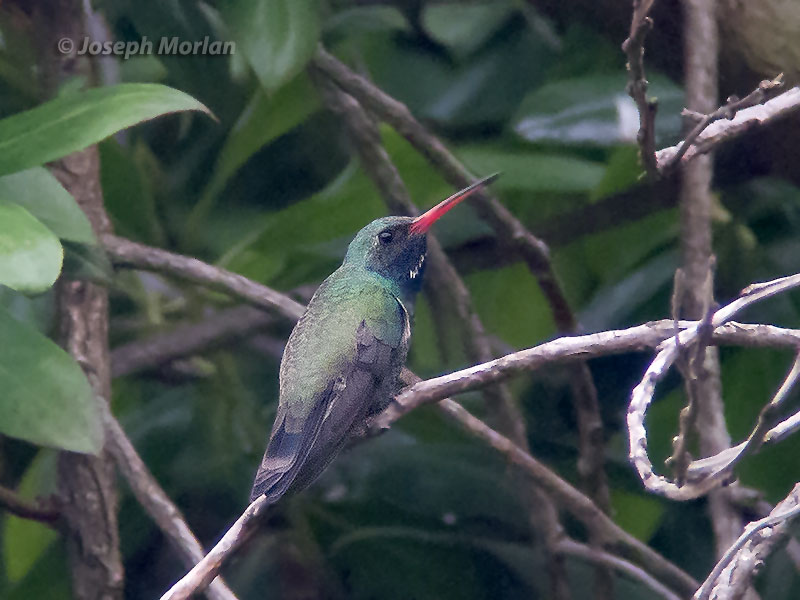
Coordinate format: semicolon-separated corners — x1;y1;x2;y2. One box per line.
278;265;408;423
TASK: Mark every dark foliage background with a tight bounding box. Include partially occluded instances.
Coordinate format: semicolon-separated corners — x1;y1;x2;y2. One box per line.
1;1;800;598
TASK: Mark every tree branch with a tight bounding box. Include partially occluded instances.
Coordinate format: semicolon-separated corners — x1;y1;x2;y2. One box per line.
100;403;239;600
101;234;305;321
628;274;800;500
656;86;800;170
111;305;273;378
660;75;786;173
558;539;682;600
621;0;659;177
695;482;800;600
0;484;59;524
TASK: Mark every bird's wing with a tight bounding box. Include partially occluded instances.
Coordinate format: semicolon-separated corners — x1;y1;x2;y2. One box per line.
250;283;405;503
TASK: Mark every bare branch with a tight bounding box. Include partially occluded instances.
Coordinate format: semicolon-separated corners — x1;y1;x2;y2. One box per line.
628;274;800;500
436;398;699;596
558;539;682;600
660;75;785;173
0;484;59;524
685;353;800;481
102;234;305;322
695;483;800;600
621;0;659;177
101;403;239;600
111;306;273;378
656;86;800;169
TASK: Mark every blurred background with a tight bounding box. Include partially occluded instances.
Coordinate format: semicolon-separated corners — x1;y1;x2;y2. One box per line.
2;0;800;598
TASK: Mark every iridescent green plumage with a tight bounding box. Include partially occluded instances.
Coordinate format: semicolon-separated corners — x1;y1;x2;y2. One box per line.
250;176;498;502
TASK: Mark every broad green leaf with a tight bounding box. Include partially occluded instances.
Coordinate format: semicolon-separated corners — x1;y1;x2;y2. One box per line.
423;0;515;58
2;452;59;582
513;73;683;146
219;163;385;287
0;202;63;293
0;168;95;244
325;5;409;38
455;145;605;194
192;74;321;226
0;83;210;176
0;306;103;453
221;0;321;93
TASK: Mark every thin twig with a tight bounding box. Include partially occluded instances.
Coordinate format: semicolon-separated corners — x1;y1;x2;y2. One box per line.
695;483;800;600
628;274;800;500
0;484;59;524
102;234;305;321
436;398;699;596
558;539;682;600
621;0;658;177
656;86;800;169
111;306;273;378
100;403;239;600
660;75;785;173
685;353;800;482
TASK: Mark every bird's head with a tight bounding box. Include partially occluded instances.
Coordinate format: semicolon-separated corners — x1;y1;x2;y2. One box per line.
344;174;498;297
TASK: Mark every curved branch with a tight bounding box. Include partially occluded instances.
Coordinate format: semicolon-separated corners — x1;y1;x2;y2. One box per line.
628;274;800;500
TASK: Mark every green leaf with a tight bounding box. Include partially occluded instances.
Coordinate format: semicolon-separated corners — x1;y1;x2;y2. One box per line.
219;163;386;287
0;202;63;293
455;145;605;194
2;452;59;582
423;0;515;58
192;73;321;226
0;168;95;244
0;83;210;177
0;306;103;453
221;0;321;93
513;73;683;146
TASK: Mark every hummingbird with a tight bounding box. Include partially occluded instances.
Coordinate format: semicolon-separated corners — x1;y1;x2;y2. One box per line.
250;174;499;502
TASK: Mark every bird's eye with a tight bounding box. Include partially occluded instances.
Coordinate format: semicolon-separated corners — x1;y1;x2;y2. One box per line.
378;230;393;244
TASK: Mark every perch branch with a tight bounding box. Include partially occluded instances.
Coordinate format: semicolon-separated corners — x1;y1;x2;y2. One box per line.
159;393;698;600
159;495;270;600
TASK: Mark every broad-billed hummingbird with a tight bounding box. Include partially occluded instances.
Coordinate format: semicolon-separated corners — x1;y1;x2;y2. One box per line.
250;174;499;502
